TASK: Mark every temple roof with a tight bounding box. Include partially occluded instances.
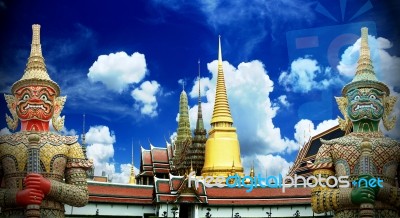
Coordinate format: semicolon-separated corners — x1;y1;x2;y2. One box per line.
150;144;169;163
88;181;153;204
288;125;345;178
154;174;207;204
139;143;171;177
89;175;311;206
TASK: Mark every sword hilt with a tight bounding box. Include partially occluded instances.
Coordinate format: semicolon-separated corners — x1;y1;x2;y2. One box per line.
26;133;41;218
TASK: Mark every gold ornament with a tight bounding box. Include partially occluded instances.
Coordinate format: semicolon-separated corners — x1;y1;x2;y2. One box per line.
335;96;350;131
52;96;67;131
4;94;18;131
382;95;397;130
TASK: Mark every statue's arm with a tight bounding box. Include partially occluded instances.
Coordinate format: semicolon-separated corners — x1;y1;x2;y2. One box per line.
376;182;400;208
46;143;91;207
0;159;18;207
310;144;354;213
376;150;400;207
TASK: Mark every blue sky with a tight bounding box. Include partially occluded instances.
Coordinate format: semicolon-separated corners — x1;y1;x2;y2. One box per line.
0;0;399;183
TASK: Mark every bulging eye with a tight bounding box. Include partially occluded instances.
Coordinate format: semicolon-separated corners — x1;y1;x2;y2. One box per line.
354;95;360;101
40;94;48;101
369;94;376;100
23;94;29;101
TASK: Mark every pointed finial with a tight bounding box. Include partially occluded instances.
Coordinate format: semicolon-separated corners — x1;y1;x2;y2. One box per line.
82;114;86;144
132;138;134;166
198;59;201;100
31;24;43;57
129;138;136;184
81;114;88;159
250;164;255;177
218;35;222;65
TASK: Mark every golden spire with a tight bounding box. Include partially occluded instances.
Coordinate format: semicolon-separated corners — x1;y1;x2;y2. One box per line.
129;139;136;184
250;161;255;178
210;36;233;125
202;36;243;178
11;24;60;96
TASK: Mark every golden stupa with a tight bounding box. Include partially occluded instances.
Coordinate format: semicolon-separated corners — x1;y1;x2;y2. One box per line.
201;36;244;177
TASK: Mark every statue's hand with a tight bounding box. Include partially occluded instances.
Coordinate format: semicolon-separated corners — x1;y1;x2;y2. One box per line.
358;175;380;196
24;173;51;195
16;188;44;206
351;186;375;205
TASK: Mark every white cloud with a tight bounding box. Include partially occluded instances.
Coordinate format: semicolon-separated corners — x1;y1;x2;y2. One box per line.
88;52;147;93
86;126;116;176
277;95;290;108
169;132;177;145
293;119;338;146
131;80;160;117
0;127;11;136
187;60;300;155
85;125;138;183
279;57;343;93
86;125;116;145
111;163;140;184
189;77;212;98
242;154;293;177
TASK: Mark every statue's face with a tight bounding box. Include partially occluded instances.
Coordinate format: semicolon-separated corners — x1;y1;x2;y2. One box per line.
15;85;56;121
346;87;384;121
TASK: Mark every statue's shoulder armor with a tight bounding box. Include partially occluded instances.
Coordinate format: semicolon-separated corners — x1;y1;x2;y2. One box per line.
0;131;78;146
320;134;357;146
320;133;399;147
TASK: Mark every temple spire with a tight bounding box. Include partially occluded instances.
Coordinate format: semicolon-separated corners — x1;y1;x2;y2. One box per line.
196;60;205;131
173;78;192;174
202;36;243;178
189;60;207;176
211;35;233;125
129;139;136;184
175;85;191;147
82;114;87;159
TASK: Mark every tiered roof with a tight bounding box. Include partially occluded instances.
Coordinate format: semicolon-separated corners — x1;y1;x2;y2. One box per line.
88;181;153;204
287;125;345;178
